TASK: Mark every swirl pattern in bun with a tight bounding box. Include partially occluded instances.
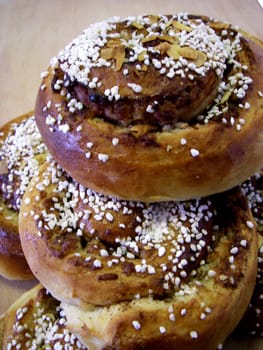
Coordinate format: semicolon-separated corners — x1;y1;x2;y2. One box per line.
35;14;263;201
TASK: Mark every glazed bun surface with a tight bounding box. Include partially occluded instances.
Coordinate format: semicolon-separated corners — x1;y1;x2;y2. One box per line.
35;14;263;201
0;284;87;349
0;112;47;280
19;159;258;349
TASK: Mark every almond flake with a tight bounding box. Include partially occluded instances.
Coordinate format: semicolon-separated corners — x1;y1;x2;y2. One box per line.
194;51;207;67
164;18;174;29
141;35;158;43
154;42;171;55
159;35;177;44
132;21;144;30
179;47;199;60
101;46;126;71
101;47;114;60
172;20;192;32
114;46;126;71
107;38;123;48
167;44;181;60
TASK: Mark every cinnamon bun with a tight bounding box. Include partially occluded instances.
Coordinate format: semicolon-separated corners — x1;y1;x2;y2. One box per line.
35;14;263;201
19;159;258;349
0;112;47;280
0;284;87;349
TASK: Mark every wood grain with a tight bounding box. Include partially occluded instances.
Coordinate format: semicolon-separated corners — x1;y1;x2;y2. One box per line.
0;0;262;348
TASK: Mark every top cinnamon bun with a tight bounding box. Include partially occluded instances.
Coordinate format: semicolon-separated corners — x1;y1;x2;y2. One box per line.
35;14;263;201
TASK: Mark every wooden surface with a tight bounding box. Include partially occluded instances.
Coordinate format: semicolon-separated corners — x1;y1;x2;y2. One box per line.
0;0;262;348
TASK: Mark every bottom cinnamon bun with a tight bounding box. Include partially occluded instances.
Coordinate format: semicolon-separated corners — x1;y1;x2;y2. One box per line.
0;284;87;349
19;159;258;349
0;112;47;280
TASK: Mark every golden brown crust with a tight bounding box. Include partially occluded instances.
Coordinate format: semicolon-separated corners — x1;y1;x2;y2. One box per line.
0;284;87;349
19;158;258;349
0;112;47;280
35;14;263;202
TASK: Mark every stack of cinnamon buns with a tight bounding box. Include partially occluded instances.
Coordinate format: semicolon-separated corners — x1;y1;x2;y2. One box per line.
0;13;263;350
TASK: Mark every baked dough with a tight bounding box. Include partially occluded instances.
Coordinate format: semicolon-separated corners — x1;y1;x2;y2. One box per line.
0;112;47;280
0;284;87;349
35;14;263;201
19;159;258;349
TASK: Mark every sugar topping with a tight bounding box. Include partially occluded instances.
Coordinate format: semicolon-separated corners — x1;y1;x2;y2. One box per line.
0;116;47;210
41;13;256;140
54;14;229;86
